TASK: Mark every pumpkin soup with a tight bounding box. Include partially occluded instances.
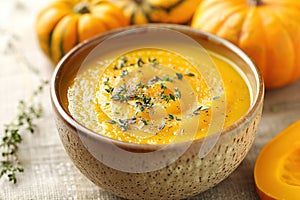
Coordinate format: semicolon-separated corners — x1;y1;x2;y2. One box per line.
67;48;250;144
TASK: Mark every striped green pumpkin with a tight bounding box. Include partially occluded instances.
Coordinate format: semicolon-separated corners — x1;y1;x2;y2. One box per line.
35;0;129;64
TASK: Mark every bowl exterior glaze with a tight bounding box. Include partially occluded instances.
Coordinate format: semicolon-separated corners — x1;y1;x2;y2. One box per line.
51;24;264;199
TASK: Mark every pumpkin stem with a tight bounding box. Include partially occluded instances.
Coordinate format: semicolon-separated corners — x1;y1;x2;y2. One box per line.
134;0;143;5
74;2;90;14
248;0;263;6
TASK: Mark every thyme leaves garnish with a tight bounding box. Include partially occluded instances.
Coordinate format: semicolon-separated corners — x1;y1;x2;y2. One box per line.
148;76;161;85
185;72;195;77
158;123;166;130
169;93;175;101
112;56;159;72
103;77;114;94
175;87;181;99
121;69;128;78
141;118;148;126
148;57;158;67
168;114;174;120
103;56;192;133
106;120;117;124
111;84;129;103
137;57;144;67
118;119;129;131
176;72;183;80
193;105;211;115
162;74;173;82
213;95;220;100
121;56;128;63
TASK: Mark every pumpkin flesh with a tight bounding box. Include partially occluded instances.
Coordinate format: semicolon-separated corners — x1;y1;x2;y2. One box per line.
254;120;300;200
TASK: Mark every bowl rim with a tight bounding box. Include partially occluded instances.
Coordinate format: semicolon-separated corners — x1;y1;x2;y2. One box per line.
50;24;264;150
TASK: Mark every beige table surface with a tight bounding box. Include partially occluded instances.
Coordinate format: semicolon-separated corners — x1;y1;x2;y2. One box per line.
1;1;300;199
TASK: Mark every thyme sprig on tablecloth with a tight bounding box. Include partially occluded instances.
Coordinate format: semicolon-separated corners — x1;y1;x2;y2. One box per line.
0;80;48;183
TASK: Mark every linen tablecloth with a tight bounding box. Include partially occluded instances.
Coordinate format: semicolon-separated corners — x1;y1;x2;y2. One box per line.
1;1;300;199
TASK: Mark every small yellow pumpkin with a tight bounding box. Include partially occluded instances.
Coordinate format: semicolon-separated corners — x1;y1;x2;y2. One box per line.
191;0;300;89
36;0;129;64
110;0;202;25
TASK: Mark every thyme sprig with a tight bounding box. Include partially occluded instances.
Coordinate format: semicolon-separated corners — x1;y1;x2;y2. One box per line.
0;80;48;183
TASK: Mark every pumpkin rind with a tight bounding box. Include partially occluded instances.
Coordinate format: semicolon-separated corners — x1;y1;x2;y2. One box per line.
36;0;129;64
111;0;202;25
191;0;300;88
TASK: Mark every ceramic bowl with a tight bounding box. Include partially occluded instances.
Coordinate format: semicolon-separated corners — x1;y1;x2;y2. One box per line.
50;24;264;199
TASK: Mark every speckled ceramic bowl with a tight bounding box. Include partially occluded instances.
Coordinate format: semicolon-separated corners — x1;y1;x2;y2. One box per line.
50;24;264;199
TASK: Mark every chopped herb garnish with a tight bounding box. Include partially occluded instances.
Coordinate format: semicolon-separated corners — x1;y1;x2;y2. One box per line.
119;62;125;69
169;93;175;101
112;57;128;70
137;57;144;67
111;94;121;101
141;118;148;125
162;74;173;82
103;77;114;94
142;96;152;105
137;82;149;89
158;123;166;130
107;118;132;131
152;62;158;67
148;76;161;85
201;105;211;111
106;120;117;124
161;94;170;103
121;69;128;78
168;114;174;120
185;72;195;77
147;57;159;67
175;88;181;99
110;84;129;102
139;106;145;112
193;105;211;115
176;73;183;80
175;117;181;121
160;83;166;90
213;95;220;100
161;92;177;103
119;119;129;131
128;117;137;124
121;56;128;63
105;87;114;94
120;124;129;131
148;57;157;63
103;77;109;85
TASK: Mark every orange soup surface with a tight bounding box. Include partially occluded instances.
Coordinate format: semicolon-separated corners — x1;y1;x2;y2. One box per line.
67;48;251;144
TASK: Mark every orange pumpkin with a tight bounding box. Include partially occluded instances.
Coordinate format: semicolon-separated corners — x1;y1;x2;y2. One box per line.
36;0;129;64
111;0;202;25
191;0;300;88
